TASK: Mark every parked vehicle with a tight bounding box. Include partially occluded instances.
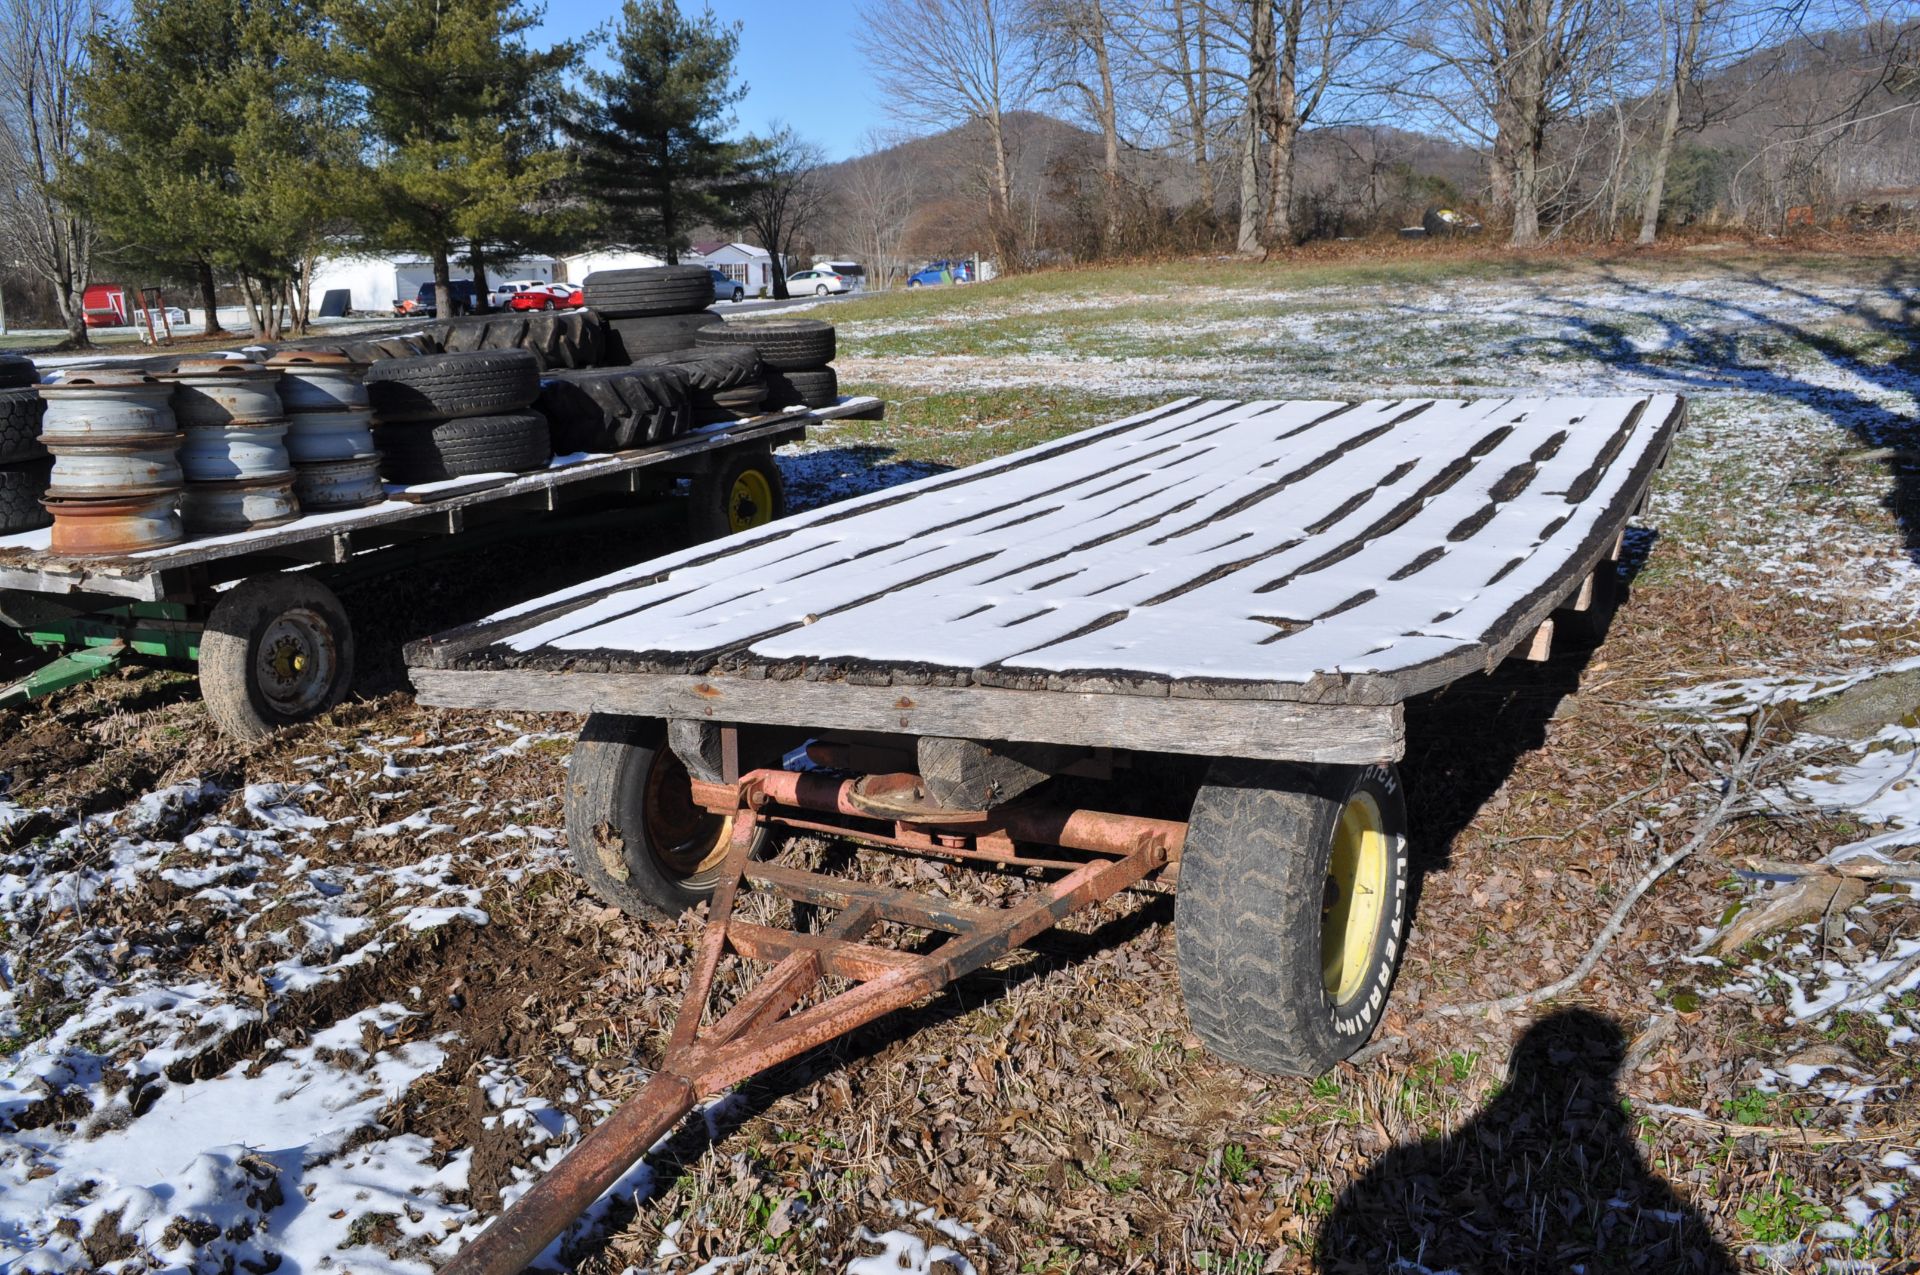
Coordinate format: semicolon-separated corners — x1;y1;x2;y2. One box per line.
708;269;745;304
812;260;866;292
905;265;954;288
506;283;575;312
785;268;850;296
395;280;478;318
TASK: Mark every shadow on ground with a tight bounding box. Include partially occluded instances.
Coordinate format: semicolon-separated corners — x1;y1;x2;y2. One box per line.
1318;1008;1736;1273
1537;260;1920;554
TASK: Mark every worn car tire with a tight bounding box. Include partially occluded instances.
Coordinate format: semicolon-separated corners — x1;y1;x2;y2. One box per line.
694;318;834;371
1175;761;1411;1077
763;366;838;410
567;713;765;916
602;312;718;363
538;367;694;453
584;266;714;318
0;354;38;390
374;411;551;483
0;387;48;464
0;459;52;533
689;446;787;542
200;574;355;740
627;347;761;392
363;349;541;422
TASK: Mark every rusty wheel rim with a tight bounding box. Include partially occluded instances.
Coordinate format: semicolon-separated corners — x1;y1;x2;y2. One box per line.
641;746;735;885
255;606;336;716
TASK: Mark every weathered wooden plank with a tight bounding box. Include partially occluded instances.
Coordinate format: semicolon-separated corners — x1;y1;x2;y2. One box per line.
408;666;1407;763
917;736;1079;809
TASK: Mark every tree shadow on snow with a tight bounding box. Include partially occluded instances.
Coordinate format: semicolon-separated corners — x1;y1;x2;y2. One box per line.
1317;1007;1736;1274
1525;259;1920;557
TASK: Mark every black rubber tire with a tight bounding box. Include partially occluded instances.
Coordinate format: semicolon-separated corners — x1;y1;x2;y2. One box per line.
0;387;48;464
0;354;38;390
566;713;764;916
689;446;787;542
694;318;835;371
602;312;718;363
200;574;355;740
1175;761;1411;1077
626;347;761;391
584;266;714;318
363;349;540;422
0;459;52;533
537;367;694;452
374;411;551;484
763;366;838;410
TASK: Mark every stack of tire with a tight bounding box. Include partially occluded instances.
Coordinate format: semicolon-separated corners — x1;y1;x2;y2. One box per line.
692;318;838;416
585;265;719;364
0;354;50;536
364;349;552;484
419;310;605;372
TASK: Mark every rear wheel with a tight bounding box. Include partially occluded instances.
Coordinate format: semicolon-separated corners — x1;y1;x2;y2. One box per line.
690;448;787;542
1175;761;1411;1076
567;714;762;916
200;575;355;740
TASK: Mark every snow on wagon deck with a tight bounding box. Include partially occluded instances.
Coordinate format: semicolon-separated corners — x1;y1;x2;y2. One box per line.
410;395;1683;764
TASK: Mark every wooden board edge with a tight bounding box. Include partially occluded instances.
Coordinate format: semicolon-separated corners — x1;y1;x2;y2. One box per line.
408;667;1407;765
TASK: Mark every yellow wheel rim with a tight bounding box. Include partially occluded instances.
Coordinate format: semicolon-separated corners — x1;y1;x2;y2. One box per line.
1323;791;1390;1003
726;469;775;533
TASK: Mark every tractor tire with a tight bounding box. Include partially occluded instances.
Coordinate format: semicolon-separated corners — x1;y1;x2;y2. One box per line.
0;354;38;390
200;574;355;739
584;266;713;318
537;366;695;453
0;386;48;464
0;459;52;533
694;380;767;425
363;349;541;422
627;347;761;392
1175;761;1411;1077
689;446;786;542
763;366;838;410
693;318;835;371
602;312;718;363
566;713;764;917
374;411;551;484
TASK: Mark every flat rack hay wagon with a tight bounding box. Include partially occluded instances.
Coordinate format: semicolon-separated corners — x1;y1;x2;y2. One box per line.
407;392;1683;1273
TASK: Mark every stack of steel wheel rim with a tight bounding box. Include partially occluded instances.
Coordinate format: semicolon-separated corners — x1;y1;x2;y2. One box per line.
159;357;300;534
268;349;384;510
38;370;186;553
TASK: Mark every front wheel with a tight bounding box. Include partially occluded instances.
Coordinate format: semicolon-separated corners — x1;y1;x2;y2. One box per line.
689;448;787;542
567;714;761;917
732;289;744;303
1175;761;1411;1076
200;574;355;740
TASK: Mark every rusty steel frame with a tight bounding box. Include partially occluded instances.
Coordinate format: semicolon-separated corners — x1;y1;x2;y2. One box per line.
442;766;1185;1275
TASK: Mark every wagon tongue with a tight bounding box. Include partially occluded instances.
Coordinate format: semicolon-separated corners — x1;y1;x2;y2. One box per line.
441;767;1183;1275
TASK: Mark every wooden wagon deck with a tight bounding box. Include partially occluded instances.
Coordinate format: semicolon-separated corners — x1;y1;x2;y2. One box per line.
411;395;1682;763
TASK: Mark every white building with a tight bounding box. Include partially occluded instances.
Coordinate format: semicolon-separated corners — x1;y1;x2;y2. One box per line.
309;252;560;314
688;241;778;295
560;248;667;281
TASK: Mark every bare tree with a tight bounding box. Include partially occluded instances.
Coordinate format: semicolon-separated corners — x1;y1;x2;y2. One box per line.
738;125;829;300
0;0;104;346
1409;0;1619;245
1260;0;1396;246
859;0;1037;269
1636;0;1718;241
1237;0;1275;253
843;134;916;288
1029;0;1127;249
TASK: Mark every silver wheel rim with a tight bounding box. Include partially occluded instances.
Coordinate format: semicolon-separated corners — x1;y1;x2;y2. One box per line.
254;606;336;715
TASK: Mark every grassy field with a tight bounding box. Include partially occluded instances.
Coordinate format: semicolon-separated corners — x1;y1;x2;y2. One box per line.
2;247;1918;1273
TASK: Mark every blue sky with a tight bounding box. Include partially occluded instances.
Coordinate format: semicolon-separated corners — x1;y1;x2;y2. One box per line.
534;0;887;161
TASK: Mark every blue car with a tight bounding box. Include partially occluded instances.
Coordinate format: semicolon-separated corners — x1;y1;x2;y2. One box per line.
906;260;974;288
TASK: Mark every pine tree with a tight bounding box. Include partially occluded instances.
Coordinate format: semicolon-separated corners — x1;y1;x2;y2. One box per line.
72;0;349;337
325;0;576;317
565;0;753;263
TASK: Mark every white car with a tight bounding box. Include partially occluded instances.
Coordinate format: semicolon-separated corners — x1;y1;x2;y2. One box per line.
785;269;850;296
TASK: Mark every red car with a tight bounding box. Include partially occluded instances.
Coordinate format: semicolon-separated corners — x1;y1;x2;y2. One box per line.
503;283;574;311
